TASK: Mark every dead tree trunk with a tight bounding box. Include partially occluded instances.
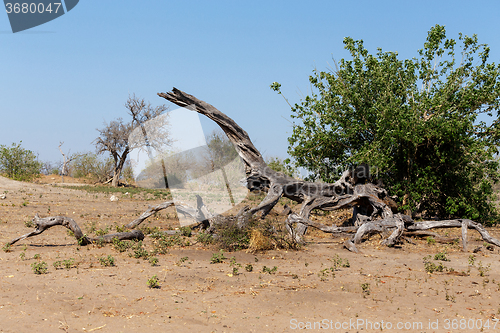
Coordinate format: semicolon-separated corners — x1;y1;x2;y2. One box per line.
7;214;144;246
157;88;500;252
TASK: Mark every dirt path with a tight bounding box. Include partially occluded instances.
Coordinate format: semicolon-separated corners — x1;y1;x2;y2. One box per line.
1;176;500;332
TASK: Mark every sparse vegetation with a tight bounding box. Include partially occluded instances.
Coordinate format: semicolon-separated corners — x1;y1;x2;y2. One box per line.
53;258;77;270
149;257;159;266
98;255;115;267
262;266;278;274
2;243;11;252
147;275;160;289
210;250;226;264
31;261;48;274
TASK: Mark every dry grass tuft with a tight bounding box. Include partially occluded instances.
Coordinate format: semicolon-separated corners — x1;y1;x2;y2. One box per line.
247;228;274;252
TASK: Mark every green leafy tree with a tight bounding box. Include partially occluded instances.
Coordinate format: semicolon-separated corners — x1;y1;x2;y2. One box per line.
272;25;500;223
265;156;298;178
0;142;42;181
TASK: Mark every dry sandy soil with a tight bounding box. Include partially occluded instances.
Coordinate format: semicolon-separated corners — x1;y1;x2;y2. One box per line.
1;175;500;333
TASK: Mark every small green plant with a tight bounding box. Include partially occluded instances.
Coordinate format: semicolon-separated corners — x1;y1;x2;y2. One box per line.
115;225;127;233
149;257;159;266
99;255;115;267
129;241;149;259
112;238;132;252
24;220;35;228
423;255;445;273
19;252;26;260
33;253;40;260
468;254;476;266
426;237;436;245
262;266;278;274
94;237;105;248
229;257;242;275
330;254;350;269
179;226;192;237
210;250;226;264
147;275;160;289
196;232;213;245
361;283;370;295
77;235;88;246
31;261;48;274
95;226;111;236
318;267;336;281
53;258;77;269
477;261;491;277
178;256;189;263
245;264;253;272
2;243;11;252
434;252;450;261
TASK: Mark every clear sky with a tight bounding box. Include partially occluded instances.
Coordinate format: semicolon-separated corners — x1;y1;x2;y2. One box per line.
1;0;500;165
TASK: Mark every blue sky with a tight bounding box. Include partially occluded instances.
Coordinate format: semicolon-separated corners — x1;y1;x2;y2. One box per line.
1;1;500;165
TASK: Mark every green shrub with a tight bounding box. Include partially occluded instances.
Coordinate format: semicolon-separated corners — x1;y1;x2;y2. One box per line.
179;226;192;237
0;142;42;181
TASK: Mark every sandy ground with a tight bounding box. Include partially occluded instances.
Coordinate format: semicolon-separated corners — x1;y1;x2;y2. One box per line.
1;175;500;333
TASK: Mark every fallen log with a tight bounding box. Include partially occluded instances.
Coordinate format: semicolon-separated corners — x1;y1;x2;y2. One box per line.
7;214;144;246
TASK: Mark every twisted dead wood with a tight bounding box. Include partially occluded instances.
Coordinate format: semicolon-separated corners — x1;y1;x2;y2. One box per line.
7;214;144;246
158;88;500;252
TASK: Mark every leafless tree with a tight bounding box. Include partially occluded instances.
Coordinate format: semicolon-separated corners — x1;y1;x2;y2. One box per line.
58;142;79;183
95;95;171;187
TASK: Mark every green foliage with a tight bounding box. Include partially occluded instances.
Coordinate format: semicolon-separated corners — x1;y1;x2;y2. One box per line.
149;257;159;266
423;255;446;273
0;142;42;181
214;220;251;251
229;257;242;275
70;152;113;183
31;261;48;274
53;258;77;270
265;156;298;178
434;251;450;261
318;267;336;281
330;254;350;269
262;265;278;274
426;237;436;245
112;238;132;252
178;226;192;237
210;250;226;264
361;283;370;295
130;241;149;259
245;263;253;272
274;25;500;224
147;275;160;288
99;255;115;267
2;243;11;252
196;232;214;245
